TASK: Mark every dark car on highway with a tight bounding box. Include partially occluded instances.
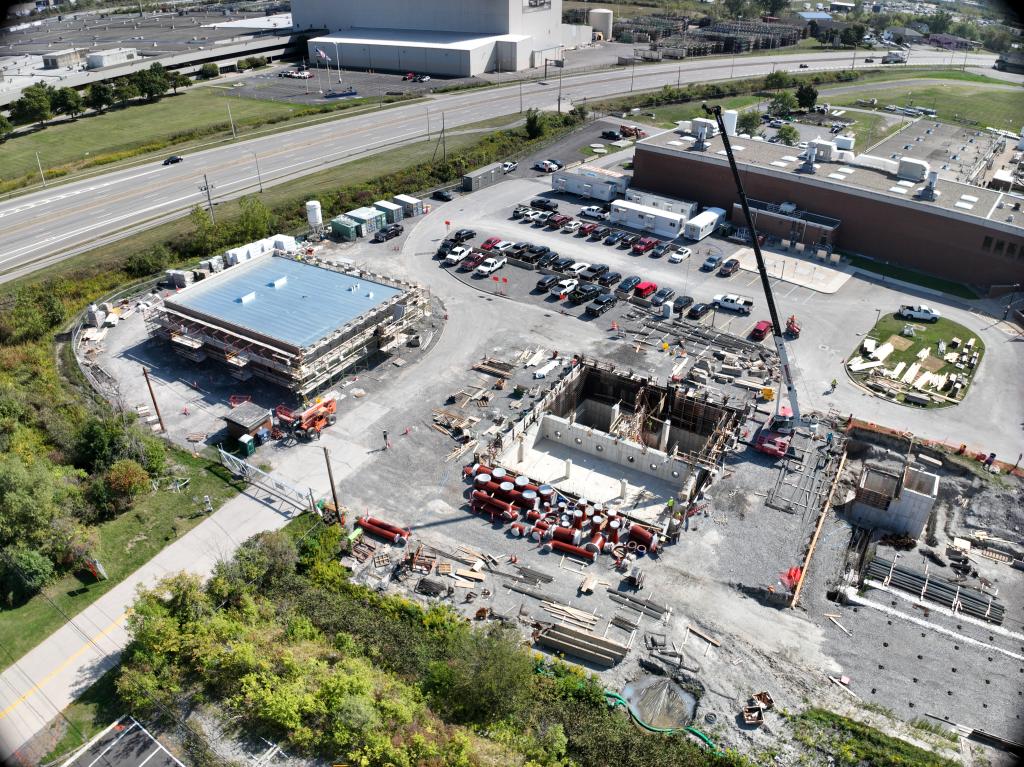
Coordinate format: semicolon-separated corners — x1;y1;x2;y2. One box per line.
531;198;558;211
452;228;476;242
433;189;455;202
586;292;618;317
598;271;622;286
672;295;694;314
580;264;609;281
604;231;624;246
535;274;560;292
687;302;713;320
163;155;183;165
718;258;741;277
618;275;642;293
650;286;676;306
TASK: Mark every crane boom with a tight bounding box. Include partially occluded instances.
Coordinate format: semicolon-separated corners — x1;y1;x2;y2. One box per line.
702;103;802;428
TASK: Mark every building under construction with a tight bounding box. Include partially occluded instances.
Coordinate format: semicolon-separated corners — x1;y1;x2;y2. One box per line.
690;20;802;53
147;253;427;395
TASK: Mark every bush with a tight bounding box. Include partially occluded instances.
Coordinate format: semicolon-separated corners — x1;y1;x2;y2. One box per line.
124;245;171;277
199;63;220;80
106;459;150;501
0;546;55;606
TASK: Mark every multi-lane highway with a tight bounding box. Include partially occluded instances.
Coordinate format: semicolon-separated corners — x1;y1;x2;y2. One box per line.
0;49;999;283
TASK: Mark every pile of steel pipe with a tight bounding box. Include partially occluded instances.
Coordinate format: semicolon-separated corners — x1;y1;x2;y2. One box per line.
864;557;1004;625
626;523;659;554
544;540;597;563
356;516;410;544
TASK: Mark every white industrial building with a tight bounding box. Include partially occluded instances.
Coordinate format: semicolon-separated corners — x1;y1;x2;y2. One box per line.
609;199;686;238
552;163;629;201
295;0;590;76
86;48;138;69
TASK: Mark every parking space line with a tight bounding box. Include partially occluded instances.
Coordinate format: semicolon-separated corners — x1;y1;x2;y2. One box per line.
137;747;162;767
85;722;139;767
780;283;802;299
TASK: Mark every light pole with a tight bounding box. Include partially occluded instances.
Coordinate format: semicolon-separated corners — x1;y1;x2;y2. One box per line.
252;152;263;192
199;173;215;224
630;55;636;91
519;78;523;112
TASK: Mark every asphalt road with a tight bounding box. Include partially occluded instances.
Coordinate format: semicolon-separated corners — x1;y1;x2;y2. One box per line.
0;49;1000;284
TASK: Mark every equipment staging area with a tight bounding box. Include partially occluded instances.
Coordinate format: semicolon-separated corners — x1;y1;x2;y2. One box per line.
65;119;1024;766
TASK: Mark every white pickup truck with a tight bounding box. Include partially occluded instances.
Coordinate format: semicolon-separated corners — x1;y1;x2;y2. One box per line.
897;304;941;323
712;294;754;315
443;246;472;266
476;256;507;276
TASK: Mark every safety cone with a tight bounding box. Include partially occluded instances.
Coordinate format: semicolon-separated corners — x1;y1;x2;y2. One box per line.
610;320;619;331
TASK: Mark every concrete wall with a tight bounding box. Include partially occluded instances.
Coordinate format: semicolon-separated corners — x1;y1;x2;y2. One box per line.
561;23;592;48
848;466;937;539
309;40;471;75
632;145;1024;287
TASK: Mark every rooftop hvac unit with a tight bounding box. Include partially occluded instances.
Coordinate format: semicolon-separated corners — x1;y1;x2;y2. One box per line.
810;139;837;161
917;170;939;201
694;124;708;151
721;109;738;137
692;117;717;138
800;145;817;173
898;156;930;181
779;202;798;214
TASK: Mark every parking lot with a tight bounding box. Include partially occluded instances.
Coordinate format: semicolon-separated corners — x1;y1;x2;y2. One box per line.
63;717;183;767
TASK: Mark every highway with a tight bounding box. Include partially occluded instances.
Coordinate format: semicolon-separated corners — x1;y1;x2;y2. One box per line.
0;49;999;284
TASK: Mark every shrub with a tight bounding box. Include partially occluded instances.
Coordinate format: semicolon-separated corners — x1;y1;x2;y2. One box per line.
0;546;55;606
199;63;220;80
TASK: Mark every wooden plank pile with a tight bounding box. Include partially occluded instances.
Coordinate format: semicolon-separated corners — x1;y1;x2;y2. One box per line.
473;357;516;378
606;589;672;620
536;624;630;666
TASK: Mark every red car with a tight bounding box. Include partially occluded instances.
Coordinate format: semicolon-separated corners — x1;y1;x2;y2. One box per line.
460;252;486;271
547;214;570;228
750;320;772;341
634;281;658;299
632;236;658;254
579;222;598;236
480;236;501;250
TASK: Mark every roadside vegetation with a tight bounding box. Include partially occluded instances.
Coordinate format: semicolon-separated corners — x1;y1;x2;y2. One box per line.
0;109;585;667
828;82;1024;131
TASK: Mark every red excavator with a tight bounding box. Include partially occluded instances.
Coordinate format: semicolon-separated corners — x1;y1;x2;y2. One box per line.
276;396;337;440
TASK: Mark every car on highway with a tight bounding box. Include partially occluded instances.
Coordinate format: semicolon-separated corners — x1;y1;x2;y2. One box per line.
580;206;607;219
619;275;642;293
460;252;486;271
433;189;455;202
476;256;507;275
750;320;773;341
650;286;676;306
687;302;713;320
567;262;592;276
586;292;618;317
700;254;723;271
672;295;694;314
452;228;476;242
163;155;184;165
480;236;502;250
535;274;560;292
651;242;673;258
718;258;741;277
591;225;610;239
580;263;609;281
863;57;875;63
632;237;659;254
372;223;404;242
502;161;518;173
598;270;622;286
668;247;691;263
604;231;624;246
551;256;575;272
569;283;603;304
443;246;472;265
550;278;578;297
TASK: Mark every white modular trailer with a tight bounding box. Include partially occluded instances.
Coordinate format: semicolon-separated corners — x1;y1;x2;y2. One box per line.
609;199;686;238
683;207;726;241
552;164;629;201
624;189;698;220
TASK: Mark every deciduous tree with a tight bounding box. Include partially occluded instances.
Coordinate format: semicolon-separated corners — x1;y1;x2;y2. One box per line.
53;87;84;118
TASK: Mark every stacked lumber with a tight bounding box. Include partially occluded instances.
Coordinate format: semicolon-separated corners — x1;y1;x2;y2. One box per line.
473;358;516;378
536;624;629;666
542;601;599;630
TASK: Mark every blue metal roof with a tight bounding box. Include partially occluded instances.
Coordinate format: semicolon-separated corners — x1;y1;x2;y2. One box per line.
169;257;401;349
798;11;832;19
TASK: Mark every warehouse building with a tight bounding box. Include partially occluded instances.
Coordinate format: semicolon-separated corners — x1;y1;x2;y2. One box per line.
631;130;1024;288
295;0;586;76
147;253;428;395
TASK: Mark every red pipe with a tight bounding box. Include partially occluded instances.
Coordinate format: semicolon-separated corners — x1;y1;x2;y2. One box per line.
552;526;581;546
546;540;597;563
510;522;527;537
526;509;543;522
572;510;584;530
585;533;605;554
472;490;513;512
608;520;621;544
356;518;401;544
628;524;658;553
363;516;410;539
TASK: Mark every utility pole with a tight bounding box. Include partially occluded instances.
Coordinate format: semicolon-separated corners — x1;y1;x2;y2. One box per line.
442;111;446;162
252;152;263;192
677;64;681;88
519;79;523;113
630;55;636;91
142;368;165;432
226;102;236;139
200;173;215;223
322;447;341;522
557;59;564;113
35;151;46;186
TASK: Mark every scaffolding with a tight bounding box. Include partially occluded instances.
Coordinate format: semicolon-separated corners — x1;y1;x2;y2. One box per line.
689;20;802;53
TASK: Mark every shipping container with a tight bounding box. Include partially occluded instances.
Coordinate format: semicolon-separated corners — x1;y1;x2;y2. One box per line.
331;215;362;241
373;200;404;224
609;199;686;238
683;207;726;241
392;194;424;216
346;206;386;233
462;162;503;192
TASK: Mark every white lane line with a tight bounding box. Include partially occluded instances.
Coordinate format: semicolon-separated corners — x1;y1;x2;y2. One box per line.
84;722;139;767
137;746;162;767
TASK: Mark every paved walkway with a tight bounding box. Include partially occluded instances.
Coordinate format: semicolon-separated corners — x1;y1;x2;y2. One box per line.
730;246;853;294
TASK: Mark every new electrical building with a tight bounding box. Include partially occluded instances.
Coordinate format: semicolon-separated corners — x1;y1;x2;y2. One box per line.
295;0;588;76
630;127;1024;288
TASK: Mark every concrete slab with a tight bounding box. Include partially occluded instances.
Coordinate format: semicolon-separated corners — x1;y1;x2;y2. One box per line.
730;246;853;294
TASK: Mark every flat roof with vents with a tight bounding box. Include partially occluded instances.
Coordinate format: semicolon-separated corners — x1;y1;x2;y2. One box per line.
166;256;402;349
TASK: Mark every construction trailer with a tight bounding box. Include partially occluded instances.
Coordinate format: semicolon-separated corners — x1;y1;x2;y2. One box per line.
624;189;698;220
552;164;630;201
609;199;687;238
148;253;428;396
331;215;362;241
346;206;386;234
683;207;726;241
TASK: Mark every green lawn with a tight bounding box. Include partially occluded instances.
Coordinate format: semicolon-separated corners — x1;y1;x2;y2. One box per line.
848;314;985;406
827;83;1024;131
625;95;762;128
846;254;978;299
0;451;242;666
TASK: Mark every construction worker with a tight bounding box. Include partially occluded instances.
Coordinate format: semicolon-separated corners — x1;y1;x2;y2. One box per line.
830;378;838;393
383;429;391;450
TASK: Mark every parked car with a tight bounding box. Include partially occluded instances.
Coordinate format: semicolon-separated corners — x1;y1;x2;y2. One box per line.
750;320;773;341
700;254;723;271
372;223;404;242
687;302;713;320
537;252;560;269
452;228;476;243
512;206;531;219
162;155;184;165
476;256;507;275
502;161;518;173
402;72;416;80
443;246;472;265
533;160;558;172
672;295;694;314
579;222;598;236
620;233;641;247
546;159;565;169
604;231;624;246
580;263;609;281
897;304;941;322
480;236;502;250
528;244;551;257
460;252;486;271
650;286;676;306
533;211;554;224
619;275;642;293
591;225;610;239
598;270;622;286
550;278;578;297
510;242;531;257
493;240;515;252
632;236;658;254
433;189;454;202
651;242;673;258
414;74;431;82
586;293;618;316
668;246;691;263
580;205;607;219
601;130;623;141
551;256;575;272
567;262;592;276
436;239;456;257
712;293;754;315
569;283;603;304
718;258;741;277
547;214;570;228
520;209;541;223
536;274;561;292
769;119;784;128
634;281;658;299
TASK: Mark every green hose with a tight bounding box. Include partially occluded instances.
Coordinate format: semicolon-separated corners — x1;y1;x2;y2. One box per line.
603;691;722;754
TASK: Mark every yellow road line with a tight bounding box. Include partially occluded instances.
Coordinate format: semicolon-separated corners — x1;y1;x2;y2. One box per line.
0;611;129;722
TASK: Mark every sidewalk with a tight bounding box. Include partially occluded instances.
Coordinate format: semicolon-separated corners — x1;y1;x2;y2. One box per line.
730;246;853;294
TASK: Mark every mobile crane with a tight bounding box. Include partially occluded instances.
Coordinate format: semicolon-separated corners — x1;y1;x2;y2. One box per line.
701;103;804;454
